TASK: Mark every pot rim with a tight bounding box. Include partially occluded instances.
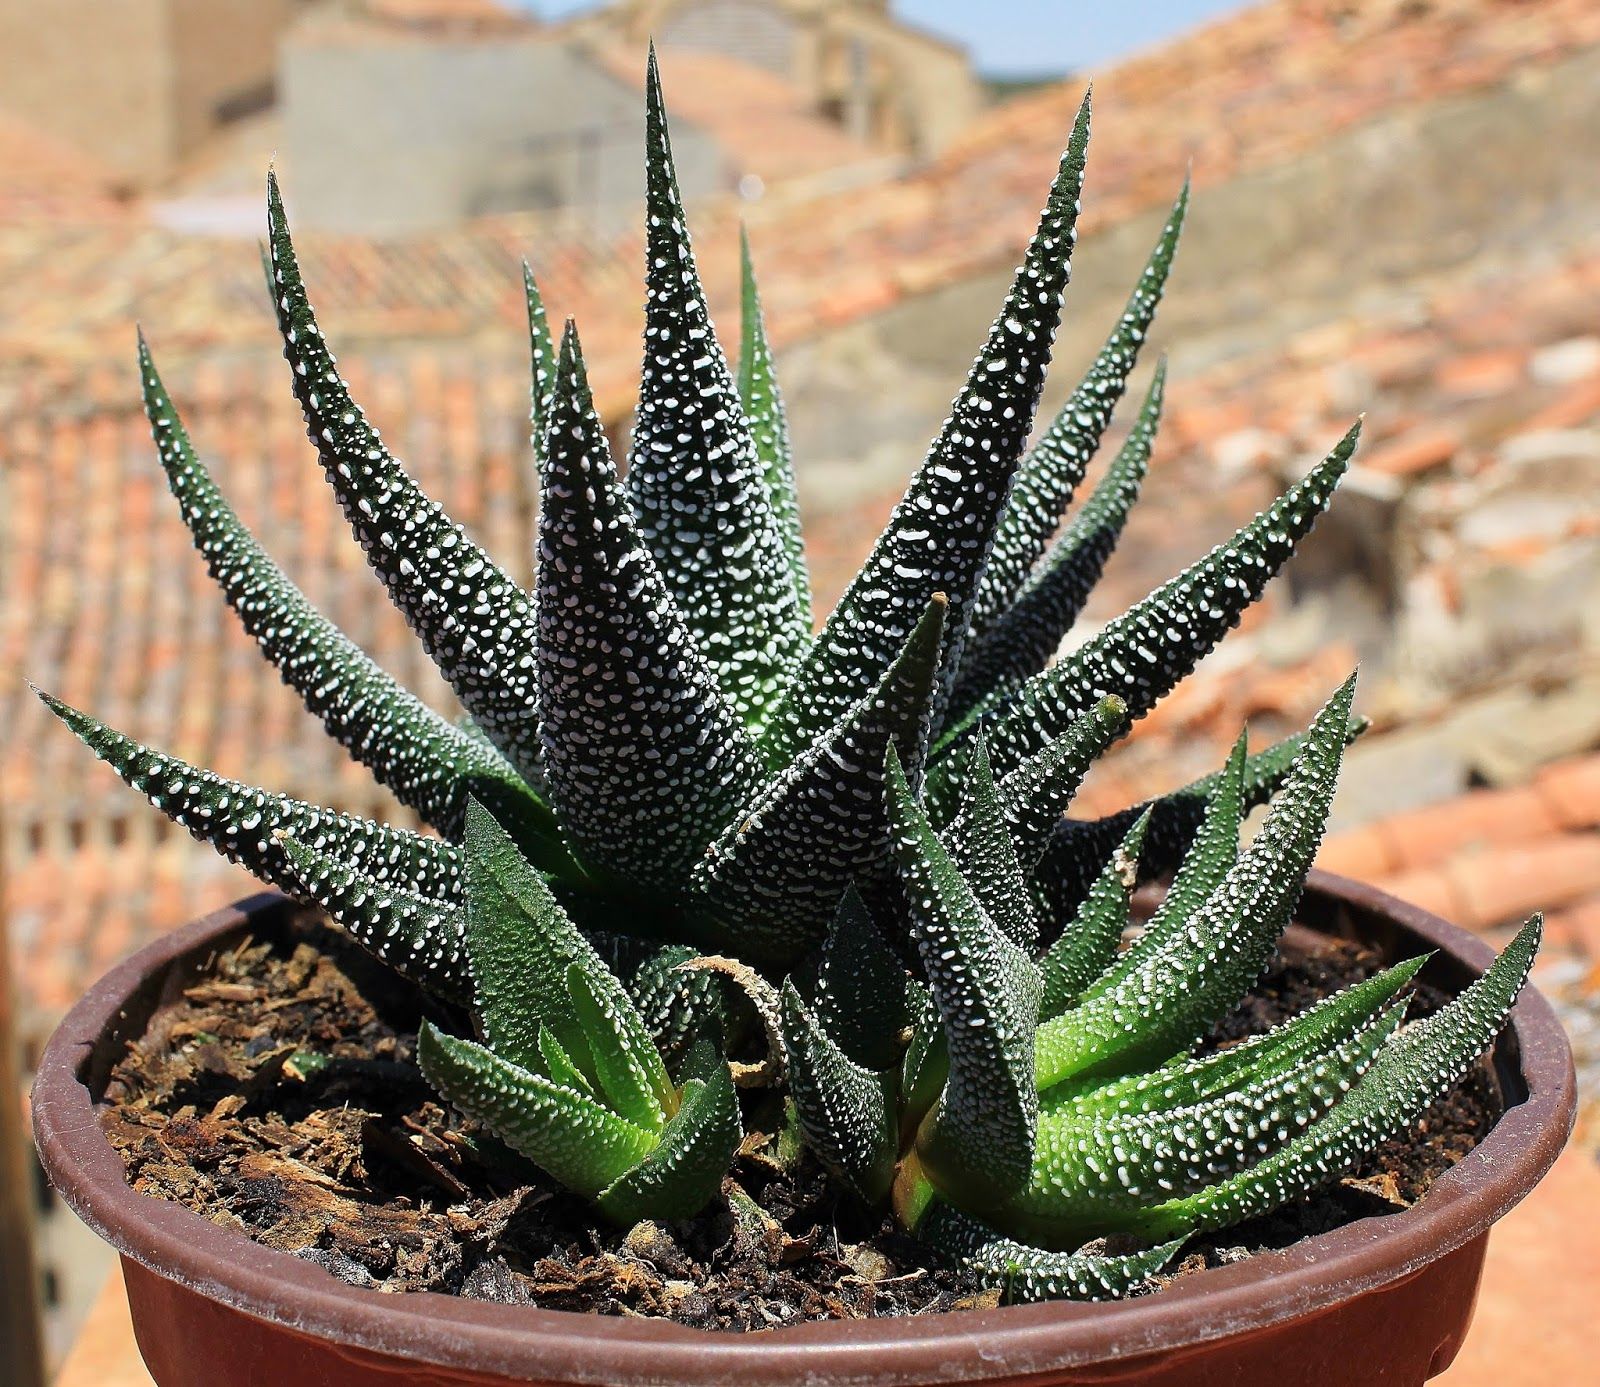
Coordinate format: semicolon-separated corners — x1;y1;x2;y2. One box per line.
33;871;1575;1386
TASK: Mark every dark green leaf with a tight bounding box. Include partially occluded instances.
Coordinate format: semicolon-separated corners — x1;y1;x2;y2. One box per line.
625;50;807;729
685;596;945;963
738;225;810;629
973;695;1128;869
980;423;1360;782
780;982;899;1203
952;360;1163;717
814;886;913;1072
523;260;558;456
138;333;551;845
38;691;460;901
1038;809;1149;1019
535;323;765;895
1033;713;1368;921
265;173;545;784
277;835;468;1002
766;93;1093;760
942;737;1038;950
888;746;1041;1205
969;183;1188;638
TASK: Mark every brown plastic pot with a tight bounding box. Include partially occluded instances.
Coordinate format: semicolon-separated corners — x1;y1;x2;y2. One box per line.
35;871;1574;1387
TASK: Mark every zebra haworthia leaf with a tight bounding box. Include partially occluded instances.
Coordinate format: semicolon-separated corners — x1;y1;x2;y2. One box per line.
685;596;946;963
1128;918;1541;1243
888;746;1041;1205
1081;732;1246;1005
1008;1000;1404;1244
980;423;1360;781
984;695;1129;869
277;835;468;1002
596;1060;743;1225
38;691;460;902
970;181;1188;639
916;1201;1180;1303
418;1023;655;1200
943;738;1040;951
1034;676;1357;1090
952;359;1165;717
767;92;1093;761
266;173;545;786
138;332;546;843
813;886;913;1073
461;798;672;1126
625;50;806;731
523;260;558;456
1033;715;1369;922
1045;958;1426;1122
536;323;765;896
1037;809;1149;1020
738;225;810;630
781;981;899;1203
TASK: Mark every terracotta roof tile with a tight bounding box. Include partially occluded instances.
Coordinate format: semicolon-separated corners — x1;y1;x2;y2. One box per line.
1361;424;1463;479
1536;757;1600;832
6;0;1600;381
0;112;128;219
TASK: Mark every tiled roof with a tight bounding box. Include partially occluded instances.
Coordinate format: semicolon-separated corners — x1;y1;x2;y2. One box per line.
4;0;1599;1028
6;2;1600;382
0;113;130;220
1319;755;1600;934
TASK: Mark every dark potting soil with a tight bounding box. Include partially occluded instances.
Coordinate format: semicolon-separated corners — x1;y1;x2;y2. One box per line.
99;909;1500;1327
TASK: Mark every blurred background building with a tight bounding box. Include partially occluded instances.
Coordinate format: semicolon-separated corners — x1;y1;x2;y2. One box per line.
1;1;1598;1379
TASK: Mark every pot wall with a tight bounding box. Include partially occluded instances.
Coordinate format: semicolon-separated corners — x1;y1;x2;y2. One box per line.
33;874;1575;1387
121;1237;1492;1387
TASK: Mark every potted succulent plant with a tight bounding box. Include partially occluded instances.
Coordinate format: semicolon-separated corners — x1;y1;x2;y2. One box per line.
31;55;1573;1387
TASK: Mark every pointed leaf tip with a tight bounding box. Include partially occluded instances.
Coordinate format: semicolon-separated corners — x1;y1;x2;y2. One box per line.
535;315;765;894
628;54;807;729
769;102;1093;758
137;332;540;841
981;424;1358;782
266;174;549;785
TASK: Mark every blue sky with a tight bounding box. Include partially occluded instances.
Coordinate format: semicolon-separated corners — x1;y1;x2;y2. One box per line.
519;2;1248;77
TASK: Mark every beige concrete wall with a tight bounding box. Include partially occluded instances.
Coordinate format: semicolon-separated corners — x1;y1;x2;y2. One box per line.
0;0;171;185
280;32;727;233
169;0;295;160
0;0;294;183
